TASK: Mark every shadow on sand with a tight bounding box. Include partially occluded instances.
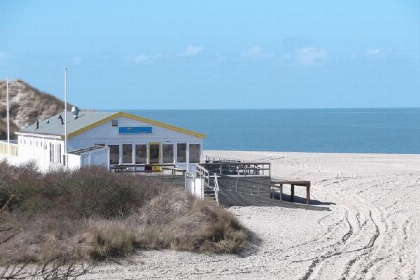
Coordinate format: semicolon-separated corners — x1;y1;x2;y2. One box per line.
279;194;335;206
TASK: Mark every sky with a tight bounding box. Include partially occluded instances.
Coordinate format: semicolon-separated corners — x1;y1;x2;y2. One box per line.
0;0;419;109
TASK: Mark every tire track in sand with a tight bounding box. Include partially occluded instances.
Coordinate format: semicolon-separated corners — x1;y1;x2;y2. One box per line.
300;178;384;280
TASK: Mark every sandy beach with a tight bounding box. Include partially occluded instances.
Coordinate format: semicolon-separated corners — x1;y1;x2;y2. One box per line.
82;150;420;280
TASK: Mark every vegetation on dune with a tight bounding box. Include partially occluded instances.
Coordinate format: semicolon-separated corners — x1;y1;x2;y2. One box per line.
0;118;18;140
0;79;70;139
0;162;247;268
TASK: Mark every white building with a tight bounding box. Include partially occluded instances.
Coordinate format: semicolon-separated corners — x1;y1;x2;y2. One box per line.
9;111;205;172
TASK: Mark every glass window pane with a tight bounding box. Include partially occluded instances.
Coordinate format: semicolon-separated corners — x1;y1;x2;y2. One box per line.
149;143;160;164
189;144;201;163
135;144;147;164
109;145;119;164
122;144;132;164
50;143;54;163
57;144;61;164
177;143;186;163
162;144;174;163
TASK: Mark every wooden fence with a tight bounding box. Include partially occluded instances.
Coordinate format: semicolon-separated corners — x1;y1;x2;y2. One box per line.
0;141;18;157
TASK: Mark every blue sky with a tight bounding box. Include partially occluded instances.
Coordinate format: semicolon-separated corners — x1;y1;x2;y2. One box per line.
0;0;419;109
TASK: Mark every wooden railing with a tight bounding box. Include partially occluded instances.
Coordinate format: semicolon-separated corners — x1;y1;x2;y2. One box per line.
213;175;220;205
195;163;211;188
0;141;18;157
199;162;271;177
218;175;272;199
111;163;186;175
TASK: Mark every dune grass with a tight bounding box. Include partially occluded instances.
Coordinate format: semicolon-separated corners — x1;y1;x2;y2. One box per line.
0;162;247;265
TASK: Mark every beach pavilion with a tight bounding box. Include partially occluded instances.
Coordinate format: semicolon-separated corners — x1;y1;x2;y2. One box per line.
3;110;205;172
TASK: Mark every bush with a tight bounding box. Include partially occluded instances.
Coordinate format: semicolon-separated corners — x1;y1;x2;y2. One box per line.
0;164;248;264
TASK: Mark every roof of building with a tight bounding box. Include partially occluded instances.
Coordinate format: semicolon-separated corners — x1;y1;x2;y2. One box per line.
17;111;206;139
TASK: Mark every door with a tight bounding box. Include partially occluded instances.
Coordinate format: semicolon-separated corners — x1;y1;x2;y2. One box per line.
148;142;161;171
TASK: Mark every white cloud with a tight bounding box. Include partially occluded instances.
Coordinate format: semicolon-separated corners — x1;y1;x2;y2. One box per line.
350;49;390;60
179;45;204;57
130;54;162;64
365;49;389;59
72;57;82;65
367;49;381;56
241;46;271;61
295;47;327;66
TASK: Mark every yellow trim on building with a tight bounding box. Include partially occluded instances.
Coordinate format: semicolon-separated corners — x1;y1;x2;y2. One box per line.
65;112;206;140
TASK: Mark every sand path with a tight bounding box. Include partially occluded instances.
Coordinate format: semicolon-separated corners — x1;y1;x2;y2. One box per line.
83;151;420;280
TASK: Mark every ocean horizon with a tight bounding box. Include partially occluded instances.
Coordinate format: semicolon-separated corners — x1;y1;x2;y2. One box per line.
119;108;420;154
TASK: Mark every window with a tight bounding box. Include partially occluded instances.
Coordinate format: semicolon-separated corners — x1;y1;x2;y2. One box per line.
49;143;54;163
57;144;62;164
189;144;201;163
122;144;132;164
109;145;120;164
111;120;118;127
135;144;147;164
149;143;160;164
162;144;174;163
177;143;186;163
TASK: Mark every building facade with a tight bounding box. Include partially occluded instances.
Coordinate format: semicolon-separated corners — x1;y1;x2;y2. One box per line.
14;111;205;172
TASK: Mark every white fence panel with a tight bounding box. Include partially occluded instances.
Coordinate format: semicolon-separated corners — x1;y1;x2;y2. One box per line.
67;154;81;170
185;176;204;200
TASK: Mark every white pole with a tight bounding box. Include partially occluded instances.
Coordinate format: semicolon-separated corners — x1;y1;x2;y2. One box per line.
6;76;10;155
64;68;68;165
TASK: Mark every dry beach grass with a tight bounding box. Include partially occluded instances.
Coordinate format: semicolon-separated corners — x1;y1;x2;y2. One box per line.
0;162;247;277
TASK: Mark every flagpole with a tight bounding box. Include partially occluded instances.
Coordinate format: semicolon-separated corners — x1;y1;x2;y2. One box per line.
64;68;68;165
6;76;10;155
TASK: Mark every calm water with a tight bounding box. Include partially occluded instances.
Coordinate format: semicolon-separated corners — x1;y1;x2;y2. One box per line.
125;108;420;154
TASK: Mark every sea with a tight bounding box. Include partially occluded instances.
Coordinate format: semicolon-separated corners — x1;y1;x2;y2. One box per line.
125;108;420;154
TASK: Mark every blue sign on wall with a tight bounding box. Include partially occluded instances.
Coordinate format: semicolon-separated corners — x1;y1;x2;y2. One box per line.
119;126;152;134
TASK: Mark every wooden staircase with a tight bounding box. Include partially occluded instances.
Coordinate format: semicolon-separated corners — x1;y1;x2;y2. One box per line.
204;187;216;201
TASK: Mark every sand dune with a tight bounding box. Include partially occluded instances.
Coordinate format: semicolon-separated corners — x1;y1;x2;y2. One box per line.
83;151;420;280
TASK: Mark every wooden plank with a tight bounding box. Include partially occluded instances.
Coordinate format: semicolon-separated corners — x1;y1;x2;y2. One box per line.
306;183;311;204
291;184;295;202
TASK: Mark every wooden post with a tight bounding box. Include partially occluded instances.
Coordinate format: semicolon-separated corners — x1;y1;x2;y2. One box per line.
291;184;295;202
235;179;238;192
280;184;283;201
306;183;311;204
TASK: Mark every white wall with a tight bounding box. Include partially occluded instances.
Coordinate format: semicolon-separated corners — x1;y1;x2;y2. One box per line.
67;154;81;170
69;116;202;149
17;135;64;172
